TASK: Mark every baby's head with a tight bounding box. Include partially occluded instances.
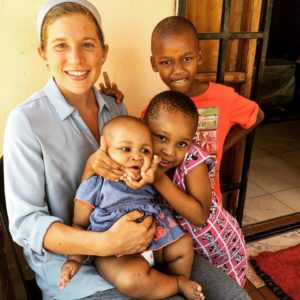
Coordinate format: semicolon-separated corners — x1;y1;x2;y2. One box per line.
102;116;153;179
144;90;198;172
150;16;203;96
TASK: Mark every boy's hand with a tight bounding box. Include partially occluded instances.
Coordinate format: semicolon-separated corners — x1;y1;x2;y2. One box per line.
58;260;81;289
99;72;124;103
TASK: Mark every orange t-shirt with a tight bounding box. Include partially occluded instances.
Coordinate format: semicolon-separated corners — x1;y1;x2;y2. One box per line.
142;82;259;203
191;82;259;201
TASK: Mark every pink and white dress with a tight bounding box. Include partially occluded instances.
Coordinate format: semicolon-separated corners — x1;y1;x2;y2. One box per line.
166;144;247;286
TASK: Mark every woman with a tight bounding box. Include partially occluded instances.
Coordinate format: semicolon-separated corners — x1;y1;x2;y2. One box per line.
4;0;250;299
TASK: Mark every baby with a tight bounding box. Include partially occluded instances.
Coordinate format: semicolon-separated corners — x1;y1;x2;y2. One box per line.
59;116;204;300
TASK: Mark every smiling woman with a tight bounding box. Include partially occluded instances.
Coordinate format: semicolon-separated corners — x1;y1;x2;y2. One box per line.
3;1;158;299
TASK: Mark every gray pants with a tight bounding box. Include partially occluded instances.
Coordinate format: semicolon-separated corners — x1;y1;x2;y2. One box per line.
80;254;250;300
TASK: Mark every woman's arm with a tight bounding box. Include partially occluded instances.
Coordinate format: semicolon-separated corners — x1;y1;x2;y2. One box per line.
4;109;155;259
44;210;155;257
154;162;212;227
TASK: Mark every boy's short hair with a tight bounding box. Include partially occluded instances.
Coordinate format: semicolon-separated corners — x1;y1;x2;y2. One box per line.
144;90;198;124
151;16;198;50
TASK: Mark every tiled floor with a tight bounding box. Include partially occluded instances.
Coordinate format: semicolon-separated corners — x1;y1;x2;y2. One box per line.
243;119;300;299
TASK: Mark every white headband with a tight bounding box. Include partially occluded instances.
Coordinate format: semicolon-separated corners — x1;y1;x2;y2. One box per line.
37;0;105;42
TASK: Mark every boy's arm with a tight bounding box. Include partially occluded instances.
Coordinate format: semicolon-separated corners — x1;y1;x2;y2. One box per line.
223;108;264;154
154;162;212;227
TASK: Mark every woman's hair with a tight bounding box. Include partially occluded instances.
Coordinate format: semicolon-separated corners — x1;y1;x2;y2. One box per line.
40;2;104;50
144;90;198;127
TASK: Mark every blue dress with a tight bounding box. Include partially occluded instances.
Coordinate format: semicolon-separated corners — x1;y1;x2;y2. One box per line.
75;176;184;251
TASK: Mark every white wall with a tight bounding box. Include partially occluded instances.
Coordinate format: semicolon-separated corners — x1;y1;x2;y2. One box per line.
0;0;175;154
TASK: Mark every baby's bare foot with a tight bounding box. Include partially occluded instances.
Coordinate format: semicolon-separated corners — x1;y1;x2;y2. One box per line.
177;276;205;300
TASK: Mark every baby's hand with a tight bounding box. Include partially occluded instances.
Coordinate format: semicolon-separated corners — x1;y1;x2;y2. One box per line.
58;260;81;290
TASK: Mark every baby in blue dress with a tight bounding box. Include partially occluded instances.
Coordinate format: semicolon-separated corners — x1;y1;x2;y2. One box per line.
59;116;204;300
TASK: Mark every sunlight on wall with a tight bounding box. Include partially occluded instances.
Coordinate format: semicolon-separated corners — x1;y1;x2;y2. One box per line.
0;0;175;154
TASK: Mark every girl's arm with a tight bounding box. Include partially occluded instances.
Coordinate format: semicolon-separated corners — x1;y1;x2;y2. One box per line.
5;107;155;261
154;162;212;227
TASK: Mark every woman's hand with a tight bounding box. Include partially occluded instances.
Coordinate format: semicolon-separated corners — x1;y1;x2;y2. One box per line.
99;72;124;103
108;210;156;256
81;136;125;181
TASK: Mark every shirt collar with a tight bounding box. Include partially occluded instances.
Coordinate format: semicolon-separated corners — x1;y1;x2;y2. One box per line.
44;77;109;120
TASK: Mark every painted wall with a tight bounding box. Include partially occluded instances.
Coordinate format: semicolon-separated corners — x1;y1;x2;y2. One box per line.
0;0;175;154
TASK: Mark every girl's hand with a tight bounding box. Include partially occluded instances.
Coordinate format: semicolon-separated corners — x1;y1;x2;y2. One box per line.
123;155;161;189
108;210;156;256
150;155;165;183
99;72;124;103
81;136;125;181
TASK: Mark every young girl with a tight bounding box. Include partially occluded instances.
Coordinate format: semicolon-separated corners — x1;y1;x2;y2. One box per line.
59;116;204;300
143;90;248;287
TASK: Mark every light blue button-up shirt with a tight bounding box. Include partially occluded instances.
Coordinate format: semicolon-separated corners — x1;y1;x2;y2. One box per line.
4;78;127;299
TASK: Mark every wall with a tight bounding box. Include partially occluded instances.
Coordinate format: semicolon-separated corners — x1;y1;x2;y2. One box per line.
0;0;175;154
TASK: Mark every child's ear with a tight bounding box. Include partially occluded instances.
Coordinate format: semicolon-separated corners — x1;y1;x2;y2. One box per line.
197;48;204;66
150;56;158;72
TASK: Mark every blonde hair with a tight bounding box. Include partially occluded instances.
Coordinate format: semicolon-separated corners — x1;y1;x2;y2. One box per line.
40;2;104;50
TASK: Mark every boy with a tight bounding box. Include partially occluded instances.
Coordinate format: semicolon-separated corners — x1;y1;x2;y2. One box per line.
150;16;264;202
